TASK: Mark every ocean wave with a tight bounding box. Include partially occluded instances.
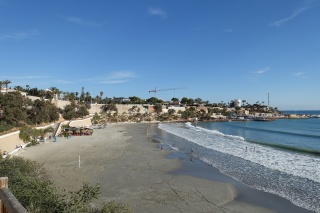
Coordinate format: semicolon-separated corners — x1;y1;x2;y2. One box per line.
226;123;320;139
186;122;245;141
247;139;320;156
158;123;320;184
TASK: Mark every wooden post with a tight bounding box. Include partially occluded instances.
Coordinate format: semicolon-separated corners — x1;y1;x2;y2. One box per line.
0;177;8;213
0;177;8;189
0;177;28;213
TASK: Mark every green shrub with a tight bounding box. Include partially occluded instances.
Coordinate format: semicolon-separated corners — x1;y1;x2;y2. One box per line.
0;157;132;213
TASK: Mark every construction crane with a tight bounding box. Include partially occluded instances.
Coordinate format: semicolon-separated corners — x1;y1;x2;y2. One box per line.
148;87;187;97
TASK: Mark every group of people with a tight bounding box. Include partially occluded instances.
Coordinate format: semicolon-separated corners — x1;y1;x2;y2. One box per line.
160;145;195;162
16;144;23;149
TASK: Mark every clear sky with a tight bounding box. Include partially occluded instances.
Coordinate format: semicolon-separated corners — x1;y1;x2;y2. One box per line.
1;0;320;110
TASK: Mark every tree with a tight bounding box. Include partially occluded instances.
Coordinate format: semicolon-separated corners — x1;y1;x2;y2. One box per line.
168;109;175;115
195;98;202;104
146;97;163;104
80;86;85;102
28;99;59;124
19;126;42;144
2;80;11;93
62;101;77;120
76;104;89;118
28;87;40;96
129;96;142;104
100;91;103;103
13;85;23;91
84;92;92;103
49;87;61;100
25;85;30;94
181;110;194;119
171;97;179;105
181;97;188;105
102;103;118;114
154;103;163;115
0;91;31;126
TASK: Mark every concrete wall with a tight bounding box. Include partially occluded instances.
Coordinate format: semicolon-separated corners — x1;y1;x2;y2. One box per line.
69;117;92;127
0;123;56;155
89;104;104;115
0;131;24;155
116;104;149;114
52;99;70;109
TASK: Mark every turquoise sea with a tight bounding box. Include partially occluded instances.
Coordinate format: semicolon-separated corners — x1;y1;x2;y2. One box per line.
282;110;320;116
155;118;320;212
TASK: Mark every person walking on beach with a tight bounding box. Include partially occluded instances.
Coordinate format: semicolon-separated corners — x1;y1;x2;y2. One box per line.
190;149;194;161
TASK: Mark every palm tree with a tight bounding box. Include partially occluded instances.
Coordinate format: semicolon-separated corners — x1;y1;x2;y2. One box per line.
100;91;103;104
26;85;30;94
70;92;76;100
3;80;11;93
0;81;2;91
85;92;90;103
49;87;59;100
14;86;23;91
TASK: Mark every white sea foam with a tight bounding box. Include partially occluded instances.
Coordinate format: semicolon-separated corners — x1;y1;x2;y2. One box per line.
158;123;320;184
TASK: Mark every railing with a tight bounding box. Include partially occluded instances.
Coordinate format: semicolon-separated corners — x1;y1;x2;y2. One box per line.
52;122;62;137
0;177;28;213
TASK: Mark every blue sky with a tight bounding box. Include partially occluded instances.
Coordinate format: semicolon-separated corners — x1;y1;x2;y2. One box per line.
1;0;320;110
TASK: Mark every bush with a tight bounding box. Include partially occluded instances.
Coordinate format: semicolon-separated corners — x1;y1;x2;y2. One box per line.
0;157;132;213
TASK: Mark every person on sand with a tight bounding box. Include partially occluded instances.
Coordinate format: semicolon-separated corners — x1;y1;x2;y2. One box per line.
190;149;194;161
160;146;163;151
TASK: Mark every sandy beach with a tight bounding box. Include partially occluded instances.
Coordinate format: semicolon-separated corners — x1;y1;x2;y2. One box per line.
15;123;278;213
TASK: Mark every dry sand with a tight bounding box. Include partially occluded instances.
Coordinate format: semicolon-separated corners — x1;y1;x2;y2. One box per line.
15;123;275;213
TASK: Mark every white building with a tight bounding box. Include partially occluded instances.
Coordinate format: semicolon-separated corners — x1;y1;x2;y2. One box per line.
234;99;242;107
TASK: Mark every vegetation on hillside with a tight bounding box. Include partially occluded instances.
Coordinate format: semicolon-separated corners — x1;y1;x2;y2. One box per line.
0;92;59;132
1;82;282;134
0;92;91;134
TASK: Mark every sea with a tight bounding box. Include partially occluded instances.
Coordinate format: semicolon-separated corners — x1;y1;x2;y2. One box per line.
154;112;320;212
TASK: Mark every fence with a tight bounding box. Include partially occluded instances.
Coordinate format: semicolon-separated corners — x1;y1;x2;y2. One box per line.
0;177;28;213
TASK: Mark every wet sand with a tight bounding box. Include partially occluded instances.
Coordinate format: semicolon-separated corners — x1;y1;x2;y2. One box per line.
15;123;298;213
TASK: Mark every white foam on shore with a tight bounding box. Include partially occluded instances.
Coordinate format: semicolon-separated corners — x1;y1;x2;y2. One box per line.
159;123;320;212
159;123;320;184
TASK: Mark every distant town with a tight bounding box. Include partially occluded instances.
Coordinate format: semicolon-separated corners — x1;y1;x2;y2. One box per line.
0;80;311;135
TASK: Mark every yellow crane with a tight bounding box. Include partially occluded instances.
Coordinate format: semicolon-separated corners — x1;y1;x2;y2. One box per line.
148;87;187;97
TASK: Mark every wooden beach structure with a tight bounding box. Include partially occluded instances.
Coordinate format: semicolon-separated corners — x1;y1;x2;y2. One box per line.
0;177;28;213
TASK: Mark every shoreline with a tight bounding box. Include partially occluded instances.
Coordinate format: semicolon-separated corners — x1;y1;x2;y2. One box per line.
167;151;312;213
13;123;311;212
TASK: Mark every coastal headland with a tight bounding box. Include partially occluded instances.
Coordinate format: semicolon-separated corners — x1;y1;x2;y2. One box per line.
14;122;295;213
